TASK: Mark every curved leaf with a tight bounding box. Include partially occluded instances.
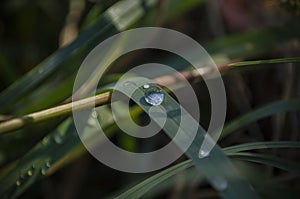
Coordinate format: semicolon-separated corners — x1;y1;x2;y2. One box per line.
224;141;300;154
221;99;300;139
229;152;300;175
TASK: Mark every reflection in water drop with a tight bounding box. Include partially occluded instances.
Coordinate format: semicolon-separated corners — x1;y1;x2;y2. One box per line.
143;84;150;89
198;149;210;159
144;91;164;106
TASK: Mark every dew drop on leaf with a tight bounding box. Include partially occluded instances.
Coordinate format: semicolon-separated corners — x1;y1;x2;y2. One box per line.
211;177;228;191
53;134;63;144
27;170;33;176
198;149;210;159
15;180;21;187
144;86;164;106
41;162;51;175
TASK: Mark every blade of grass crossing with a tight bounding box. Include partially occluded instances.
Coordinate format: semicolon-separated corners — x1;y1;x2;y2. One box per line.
116;141;300;199
221;99;300;139
228;57;300;67
114;160;193;199
121;81;259;199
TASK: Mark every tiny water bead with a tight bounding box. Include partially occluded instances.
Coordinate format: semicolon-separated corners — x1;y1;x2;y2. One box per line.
42;136;50;146
41;162;51;175
88;111;99;126
92;110;98;118
211;177;228;191
15;180;21;187
45;162;51;168
38;68;44;74
198;149;210;159
143;85;164;106
27;170;33;176
145;92;164;106
15;168;34;188
41;168;47;176
53;134;64;144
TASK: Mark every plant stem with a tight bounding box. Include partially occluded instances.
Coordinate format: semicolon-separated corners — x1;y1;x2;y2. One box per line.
1;56;299;134
228;57;300;67
0;92;110;134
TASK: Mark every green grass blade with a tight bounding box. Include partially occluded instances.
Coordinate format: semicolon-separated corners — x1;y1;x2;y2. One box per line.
206;22;300;60
229;152;300;175
123;81;259;199
0;0;158;112
221;99;300;139
0;119;80;199
114;160;193;199
224;141;300;154
228;57;300;67
117;141;300;199
0;103;142;198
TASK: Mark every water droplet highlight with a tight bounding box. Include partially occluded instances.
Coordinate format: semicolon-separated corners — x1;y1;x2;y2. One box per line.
211;177;228;191
143;84;150;89
198;149;210;158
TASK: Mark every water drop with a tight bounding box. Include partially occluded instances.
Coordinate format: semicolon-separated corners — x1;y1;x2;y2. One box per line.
15;180;21;187
53;134;63;144
198;149;210;159
38;68;44;74
91;111;98;118
41;169;47;175
144;86;164;106
88;111;98;126
45;162;51;168
27;170;33;176
211;177;228;191
42;137;50;146
41;162;51;175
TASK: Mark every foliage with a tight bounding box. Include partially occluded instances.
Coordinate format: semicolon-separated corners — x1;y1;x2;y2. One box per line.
0;0;300;198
